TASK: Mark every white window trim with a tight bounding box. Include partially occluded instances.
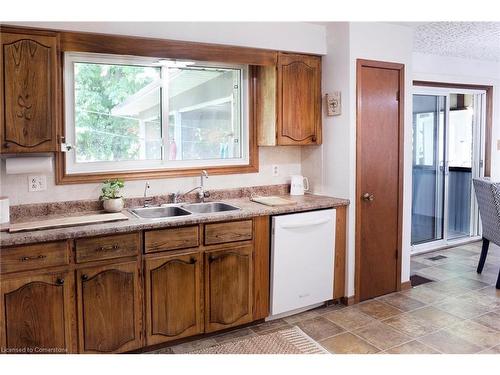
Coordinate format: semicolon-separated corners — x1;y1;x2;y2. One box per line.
63;52;249;175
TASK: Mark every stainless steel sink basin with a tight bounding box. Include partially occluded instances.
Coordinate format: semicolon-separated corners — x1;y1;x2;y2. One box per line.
182;202;240;214
130;206;192;219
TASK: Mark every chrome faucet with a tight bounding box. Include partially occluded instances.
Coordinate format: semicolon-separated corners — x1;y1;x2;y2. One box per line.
199;170;208;202
172;170;210;204
143;181;153;207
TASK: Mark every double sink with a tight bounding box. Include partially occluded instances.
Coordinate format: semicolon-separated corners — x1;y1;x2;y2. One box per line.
129;202;240;219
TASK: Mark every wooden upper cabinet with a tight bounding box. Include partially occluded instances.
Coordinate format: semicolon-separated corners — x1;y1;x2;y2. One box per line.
256;53;322;146
145;252;203;345
76;262;142;353
0;31;59;153
278;53;321;145
204;245;253;332
0;271;76;353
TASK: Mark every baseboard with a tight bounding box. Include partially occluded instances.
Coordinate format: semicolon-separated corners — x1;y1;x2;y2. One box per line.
400;281;412;290
340;296;356;306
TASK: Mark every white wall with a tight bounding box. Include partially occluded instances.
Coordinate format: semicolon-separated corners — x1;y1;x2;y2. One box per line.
412;52;500;181
303;22;414;297
0;22;325;205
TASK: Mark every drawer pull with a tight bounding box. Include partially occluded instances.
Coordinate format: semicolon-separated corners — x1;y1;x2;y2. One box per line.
81;274;89;281
20;255;46;262
96;244;119;252
56;278;65;285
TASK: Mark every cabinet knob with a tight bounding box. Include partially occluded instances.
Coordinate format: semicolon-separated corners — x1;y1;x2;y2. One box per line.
56;278;65;285
189;257;197;264
311;136;317;142
4;142;10;148
81;274;88;281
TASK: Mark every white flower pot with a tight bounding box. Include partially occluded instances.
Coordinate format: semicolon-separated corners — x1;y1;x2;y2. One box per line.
103;198;124;213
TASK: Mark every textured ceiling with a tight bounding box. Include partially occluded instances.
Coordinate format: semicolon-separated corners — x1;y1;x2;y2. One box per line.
414;22;500;62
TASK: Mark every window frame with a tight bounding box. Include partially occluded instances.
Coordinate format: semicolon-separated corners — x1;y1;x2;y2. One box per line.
63;52;252;176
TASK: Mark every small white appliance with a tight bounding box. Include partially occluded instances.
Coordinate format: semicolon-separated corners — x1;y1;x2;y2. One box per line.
290;175;309;196
270;209;335;319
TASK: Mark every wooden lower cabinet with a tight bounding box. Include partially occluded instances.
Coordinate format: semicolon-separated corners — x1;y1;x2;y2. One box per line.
76;261;142;353
144;252;203;346
0;271;76;353
204;245;253;332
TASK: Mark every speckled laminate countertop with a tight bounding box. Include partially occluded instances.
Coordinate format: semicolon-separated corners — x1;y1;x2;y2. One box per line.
0;194;349;247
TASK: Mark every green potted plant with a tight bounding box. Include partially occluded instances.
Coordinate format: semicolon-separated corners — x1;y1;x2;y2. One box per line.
100;179;125;213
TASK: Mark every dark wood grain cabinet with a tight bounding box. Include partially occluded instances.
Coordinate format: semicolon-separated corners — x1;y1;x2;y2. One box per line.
0;215;285;353
255;52;322;146
144;252;203;345
0;30;59;153
0;271;76;353
277;53;321;145
76;262;142;353
204;245;253;332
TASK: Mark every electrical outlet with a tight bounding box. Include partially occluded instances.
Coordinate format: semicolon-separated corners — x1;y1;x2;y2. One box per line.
28;175;47;192
272;165;279;177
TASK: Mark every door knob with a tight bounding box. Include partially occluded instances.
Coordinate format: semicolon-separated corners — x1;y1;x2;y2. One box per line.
362;193;375;202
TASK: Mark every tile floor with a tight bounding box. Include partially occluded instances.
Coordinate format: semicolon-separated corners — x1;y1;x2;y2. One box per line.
153;241;500;354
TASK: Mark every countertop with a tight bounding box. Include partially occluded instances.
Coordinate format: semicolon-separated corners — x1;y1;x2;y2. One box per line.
0;194;349;247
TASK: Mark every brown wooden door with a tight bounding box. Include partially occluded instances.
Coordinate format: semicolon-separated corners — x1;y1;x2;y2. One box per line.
0;271;76;353
144;252;203;345
277;53;321;145
76;262;142;353
204;245;253;333
0;31;58;153
356;60;404;302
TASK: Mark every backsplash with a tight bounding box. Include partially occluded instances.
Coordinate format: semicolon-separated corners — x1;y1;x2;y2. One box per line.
0;147;301;206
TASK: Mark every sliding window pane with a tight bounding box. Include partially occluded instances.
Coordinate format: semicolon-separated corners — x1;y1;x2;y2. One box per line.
167;67;242;161
74;63;161;163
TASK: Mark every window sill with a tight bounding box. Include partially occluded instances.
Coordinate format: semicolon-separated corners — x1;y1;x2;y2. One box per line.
55;153;259;185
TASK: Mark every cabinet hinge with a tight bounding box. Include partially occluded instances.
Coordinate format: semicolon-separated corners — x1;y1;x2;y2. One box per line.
395;249;399;259
396;91;400;101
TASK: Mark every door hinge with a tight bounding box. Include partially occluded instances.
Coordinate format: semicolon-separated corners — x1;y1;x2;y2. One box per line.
396;91;400;101
395;249;398;259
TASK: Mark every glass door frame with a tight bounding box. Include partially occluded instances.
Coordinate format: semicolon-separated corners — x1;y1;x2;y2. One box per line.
411;86;486;254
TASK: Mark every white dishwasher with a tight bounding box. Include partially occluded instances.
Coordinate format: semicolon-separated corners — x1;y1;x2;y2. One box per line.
269;209;336;319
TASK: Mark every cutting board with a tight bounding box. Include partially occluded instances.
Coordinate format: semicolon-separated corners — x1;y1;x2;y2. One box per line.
8;212;129;233
250;195;297;207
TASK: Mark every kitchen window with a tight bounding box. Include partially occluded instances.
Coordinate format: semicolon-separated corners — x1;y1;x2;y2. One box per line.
63;52;249;175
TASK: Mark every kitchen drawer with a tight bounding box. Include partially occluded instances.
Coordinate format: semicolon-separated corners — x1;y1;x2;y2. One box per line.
145;225;199;254
204;220;253;245
75;233;140;263
0;241;69;274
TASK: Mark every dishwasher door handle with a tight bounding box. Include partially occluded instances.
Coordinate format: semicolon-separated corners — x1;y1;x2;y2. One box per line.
279;218;331;229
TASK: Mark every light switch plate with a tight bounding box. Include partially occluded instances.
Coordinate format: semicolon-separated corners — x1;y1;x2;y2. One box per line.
28;175;47;192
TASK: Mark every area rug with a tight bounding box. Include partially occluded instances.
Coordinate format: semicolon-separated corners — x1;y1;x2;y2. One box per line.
188;326;329;354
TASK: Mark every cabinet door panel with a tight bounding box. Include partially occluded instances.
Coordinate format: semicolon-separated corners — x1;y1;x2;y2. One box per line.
145;252;203;345
278;53;321;145
1;32;58;152
77;262;142;353
0;272;75;353
205;245;253;332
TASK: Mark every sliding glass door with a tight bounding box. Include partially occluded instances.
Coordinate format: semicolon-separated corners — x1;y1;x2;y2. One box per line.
411;87;486;251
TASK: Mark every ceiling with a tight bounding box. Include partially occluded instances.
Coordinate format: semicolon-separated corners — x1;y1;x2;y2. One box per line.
412;22;500;62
